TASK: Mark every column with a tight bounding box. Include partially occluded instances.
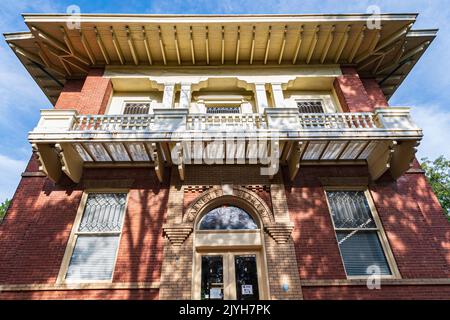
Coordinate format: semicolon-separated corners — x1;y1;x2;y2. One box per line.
254;83;269;113
179;83;192;109
162;82;176;108
271;83;286;108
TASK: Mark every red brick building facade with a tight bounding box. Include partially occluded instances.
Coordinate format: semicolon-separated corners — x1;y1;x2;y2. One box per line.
1;13;449;300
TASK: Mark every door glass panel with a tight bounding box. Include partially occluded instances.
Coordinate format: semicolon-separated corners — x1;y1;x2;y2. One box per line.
235;255;260;300
201;256;224;300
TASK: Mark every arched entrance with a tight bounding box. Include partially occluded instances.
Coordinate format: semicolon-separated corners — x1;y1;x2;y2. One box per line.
185;186;272;300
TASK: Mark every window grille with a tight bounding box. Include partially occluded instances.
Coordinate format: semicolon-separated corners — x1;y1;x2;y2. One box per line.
206;106;241;114
123;102;150;115
297;100;324;113
198;206;258;230
326;191;391;276
65;193;127;281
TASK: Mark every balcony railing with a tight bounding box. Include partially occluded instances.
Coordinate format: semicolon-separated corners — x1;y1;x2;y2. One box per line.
187;113;267;130
74;114;155;131
29;107;422;184
298;113;379;129
31;107;421;138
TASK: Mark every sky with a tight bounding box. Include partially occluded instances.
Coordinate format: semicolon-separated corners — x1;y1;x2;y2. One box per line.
0;0;449;200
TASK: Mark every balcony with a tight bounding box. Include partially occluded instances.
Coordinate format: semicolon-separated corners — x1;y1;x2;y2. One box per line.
29;107;422;184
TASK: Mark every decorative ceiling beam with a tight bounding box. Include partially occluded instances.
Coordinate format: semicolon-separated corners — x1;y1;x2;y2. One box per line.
31;26;68;55
142;26;153;65
190;26;196;65
306;25;320;64
9;43;44;66
398;41;430;64
334;25;350;63
264;26;272;65
357;24;411;65
235;26;241;65
80;31;96;65
348;25;366;63
60;26;90;66
63;56;90;73
31;26;90;66
359;53;383;70
44;43;89;73
320;25;335;63
158;26;167;65
377;41;427;75
173;26;181;65
126;26;139;65
59;58;72;76
250;26;256;65
359;44;397;70
278;25;287;64
372;54;386;74
35;41;51;68
375;23;412;54
205;26;210;65
35;42;66;76
355;29;381;64
94;26;110;64
110;27;124;65
221;26;225;64
292;25;304;64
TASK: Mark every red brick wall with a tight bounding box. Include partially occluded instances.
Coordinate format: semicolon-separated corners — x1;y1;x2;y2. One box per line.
0;156;83;285
283;165;450;286
0;157;170;300
284;165;370;280
334;67;379;112
0;289;158;300
362;78;389;108
371;172;450;277
55;68;112;115
302;285;450;300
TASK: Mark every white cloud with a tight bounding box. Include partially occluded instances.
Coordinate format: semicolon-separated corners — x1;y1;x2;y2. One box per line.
411;105;450;160
0;153;27;201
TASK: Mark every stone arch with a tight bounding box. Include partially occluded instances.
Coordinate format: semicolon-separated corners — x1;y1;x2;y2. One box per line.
184;186;274;228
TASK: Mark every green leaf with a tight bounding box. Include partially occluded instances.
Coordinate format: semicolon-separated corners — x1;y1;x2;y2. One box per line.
421;156;450;222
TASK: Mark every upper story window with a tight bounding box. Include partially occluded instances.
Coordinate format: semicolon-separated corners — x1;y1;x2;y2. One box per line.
198;206;258;230
206;106;241;114
326;190;394;277
296;100;325;113
64;193;127;282
123;102;150;115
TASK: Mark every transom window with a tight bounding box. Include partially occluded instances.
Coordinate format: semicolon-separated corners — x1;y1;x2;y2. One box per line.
206;106;241;114
123;102;150;114
326;190;392;277
198;206;258;230
65;193;127;282
297;100;324;113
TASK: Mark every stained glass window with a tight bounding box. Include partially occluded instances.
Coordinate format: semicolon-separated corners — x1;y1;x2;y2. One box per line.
198;206;258;230
326;191;391;276
65;193;127;281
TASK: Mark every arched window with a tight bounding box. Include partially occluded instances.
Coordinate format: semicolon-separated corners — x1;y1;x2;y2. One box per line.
198;206;258;230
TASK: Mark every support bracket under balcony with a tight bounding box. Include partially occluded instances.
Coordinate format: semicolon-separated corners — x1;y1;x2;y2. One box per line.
367;140;396;181
149;142;164;183
287;141;304;181
32;143;62;183
55;143;83;183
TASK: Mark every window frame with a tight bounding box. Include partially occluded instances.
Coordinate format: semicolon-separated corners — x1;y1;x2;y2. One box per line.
121;101;152;115
296;99;326;114
56;190;129;284
324;186;401;280
205;105;242;114
286;92;339;113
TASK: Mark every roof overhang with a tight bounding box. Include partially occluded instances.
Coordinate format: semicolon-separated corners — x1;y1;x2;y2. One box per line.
4;13;437;104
